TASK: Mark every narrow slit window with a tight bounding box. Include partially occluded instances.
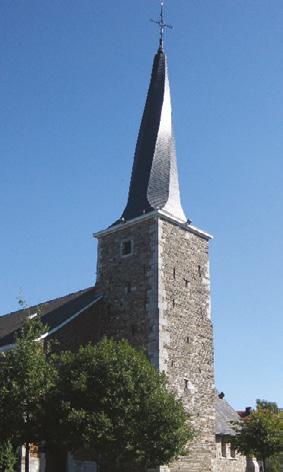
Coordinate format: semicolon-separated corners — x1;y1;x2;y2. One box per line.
221;440;227;458
184;379;189;390
131;324;137;336
143;265;146;280
126;282;132;294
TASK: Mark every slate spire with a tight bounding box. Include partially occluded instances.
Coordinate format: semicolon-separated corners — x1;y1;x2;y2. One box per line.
121;46;186;223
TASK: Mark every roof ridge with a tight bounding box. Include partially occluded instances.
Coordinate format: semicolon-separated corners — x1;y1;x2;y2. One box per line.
0;286;95;319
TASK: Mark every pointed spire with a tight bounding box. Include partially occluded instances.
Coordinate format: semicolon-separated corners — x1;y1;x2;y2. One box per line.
120;46;186;223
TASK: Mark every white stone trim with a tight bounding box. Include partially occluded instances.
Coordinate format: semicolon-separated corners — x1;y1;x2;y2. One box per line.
96;238;101;281
37;296;103;341
120;238;134;257
94;210;212;241
158;219;169;373
94;211;159;238
147;220;159;369
204;260;212;320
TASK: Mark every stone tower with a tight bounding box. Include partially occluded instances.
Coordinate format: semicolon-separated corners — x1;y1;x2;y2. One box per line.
95;44;215;472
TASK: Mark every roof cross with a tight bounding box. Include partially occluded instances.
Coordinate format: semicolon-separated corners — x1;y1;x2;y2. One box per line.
150;1;173;50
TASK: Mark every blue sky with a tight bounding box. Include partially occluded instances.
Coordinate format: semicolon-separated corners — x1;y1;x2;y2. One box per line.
1;0;282;409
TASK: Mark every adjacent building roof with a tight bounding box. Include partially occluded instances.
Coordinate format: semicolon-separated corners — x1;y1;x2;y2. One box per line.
1;297;241;439
120;47;186;224
215;394;241;436
237;407;252;418
0;287;100;350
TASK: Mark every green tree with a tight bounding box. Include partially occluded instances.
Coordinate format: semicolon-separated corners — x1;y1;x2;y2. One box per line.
265;454;280;472
46;338;192;472
0;317;55;472
233;399;282;471
0;441;17;472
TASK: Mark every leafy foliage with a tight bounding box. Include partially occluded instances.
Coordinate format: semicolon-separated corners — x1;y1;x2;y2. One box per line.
46;338;192;471
256;400;279;415
0;315;192;472
233;399;282;466
0;441;17;472
265;454;280;472
0;317;55;447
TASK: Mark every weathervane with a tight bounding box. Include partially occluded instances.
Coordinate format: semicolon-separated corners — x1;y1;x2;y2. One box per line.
150;1;173;50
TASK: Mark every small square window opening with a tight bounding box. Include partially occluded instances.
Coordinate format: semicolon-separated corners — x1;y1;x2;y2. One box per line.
121;240;132;256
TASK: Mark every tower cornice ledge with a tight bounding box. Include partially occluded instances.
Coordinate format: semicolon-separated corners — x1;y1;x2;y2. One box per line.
93;211;213;241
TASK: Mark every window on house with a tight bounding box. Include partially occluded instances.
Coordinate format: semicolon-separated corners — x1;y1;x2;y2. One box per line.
121;240;132;256
230;444;236;459
221;439;227;457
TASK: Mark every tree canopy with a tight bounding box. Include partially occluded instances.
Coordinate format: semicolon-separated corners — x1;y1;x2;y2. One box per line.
233;399;282;469
0;317;56;472
0;318;193;472
46;338;193;472
0;441;17;472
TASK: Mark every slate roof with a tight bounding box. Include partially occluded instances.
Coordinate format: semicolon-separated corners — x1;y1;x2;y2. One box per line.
121;47;186;224
0;287;99;349
215;394;241;436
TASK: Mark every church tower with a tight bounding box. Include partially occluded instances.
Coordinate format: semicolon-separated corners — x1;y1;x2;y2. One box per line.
94;22;215;472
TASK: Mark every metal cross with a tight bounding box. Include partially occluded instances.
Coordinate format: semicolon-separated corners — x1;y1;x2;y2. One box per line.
150;1;173;50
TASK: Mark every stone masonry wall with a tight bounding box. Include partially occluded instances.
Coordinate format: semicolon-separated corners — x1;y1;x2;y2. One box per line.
95;216;159;363
213;437;248;472
94;214;215;472
158;218;215;472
